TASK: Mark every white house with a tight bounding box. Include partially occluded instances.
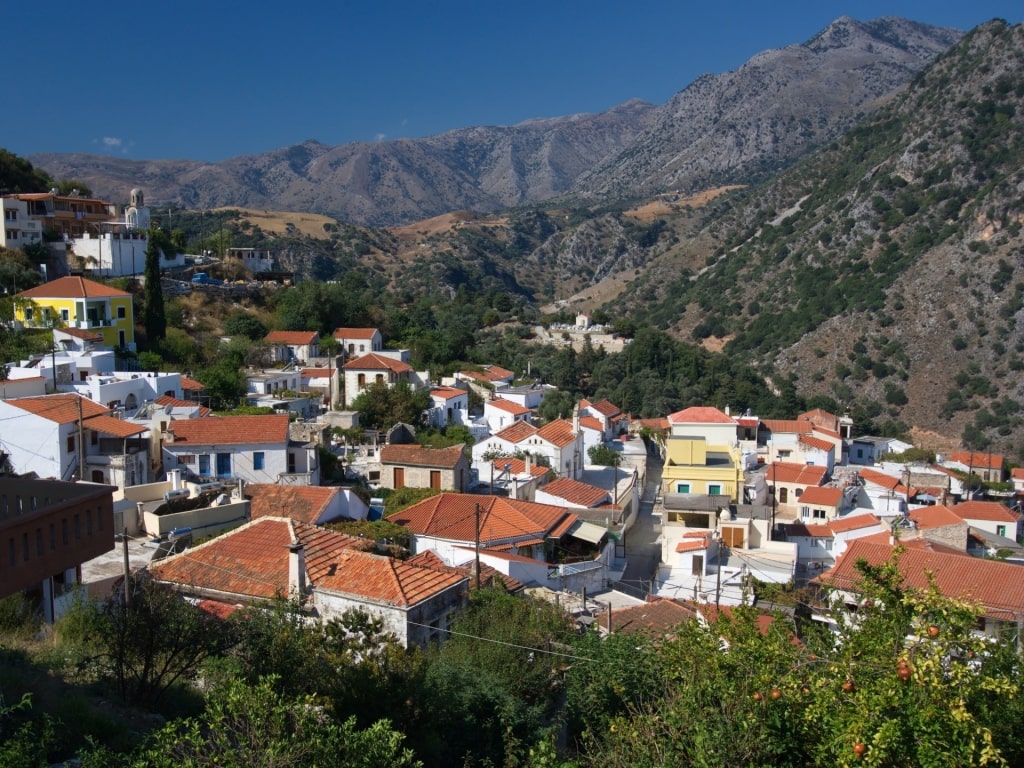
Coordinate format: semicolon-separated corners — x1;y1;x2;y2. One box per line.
951;500;1022;542
578;398;627;440
535;477;611;510
425;386;471;428
0;196;42;250
333;327;384;357
341;353;419;408
0;393;149;487
263;331;319;364
849;436;913;466
492;383;554;410
247;483;367;524
160;413;318;485
483;397;531;432
226;247;276;274
780;513;884;569
472;419;583;482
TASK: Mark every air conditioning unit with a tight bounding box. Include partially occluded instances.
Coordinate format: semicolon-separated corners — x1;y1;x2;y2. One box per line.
163;488;189;502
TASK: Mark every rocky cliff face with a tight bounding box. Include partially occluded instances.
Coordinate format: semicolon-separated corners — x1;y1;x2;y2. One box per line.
29;17;960;226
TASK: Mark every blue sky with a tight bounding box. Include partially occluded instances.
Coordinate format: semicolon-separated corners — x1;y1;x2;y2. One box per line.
5;1;1020;162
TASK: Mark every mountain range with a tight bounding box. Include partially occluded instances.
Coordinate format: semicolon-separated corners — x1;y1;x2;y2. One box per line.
30;17;960;227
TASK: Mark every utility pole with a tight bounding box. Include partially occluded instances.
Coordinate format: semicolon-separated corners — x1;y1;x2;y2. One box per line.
121;527;131;612
76;395;85;480
715;536;723;609
474;502;481;590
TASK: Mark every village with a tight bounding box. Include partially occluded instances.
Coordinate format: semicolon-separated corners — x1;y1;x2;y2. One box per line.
2;240;1022;644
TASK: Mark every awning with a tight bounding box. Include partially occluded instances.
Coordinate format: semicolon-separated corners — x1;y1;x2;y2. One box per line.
567;520;607;545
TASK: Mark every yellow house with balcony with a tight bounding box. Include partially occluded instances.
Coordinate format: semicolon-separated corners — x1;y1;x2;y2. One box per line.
14;276;135;351
662;435;744;500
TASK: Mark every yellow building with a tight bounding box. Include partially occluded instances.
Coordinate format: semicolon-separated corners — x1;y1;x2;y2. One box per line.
662;436;744;501
14;276;135;351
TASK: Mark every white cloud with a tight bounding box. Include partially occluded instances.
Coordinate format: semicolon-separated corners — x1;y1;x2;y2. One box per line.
375;133;387;142
102;137;123;147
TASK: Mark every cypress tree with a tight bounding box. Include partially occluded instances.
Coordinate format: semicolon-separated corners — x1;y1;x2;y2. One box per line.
143;227;167;343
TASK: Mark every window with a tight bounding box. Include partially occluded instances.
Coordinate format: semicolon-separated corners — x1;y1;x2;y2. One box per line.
801;506;810;518
357;373;366;388
198;455;210;476
5;230;16;240
67;435;75;453
997;525;1007;537
824;539;833;551
813;509;827;520
676;483;691;494
117;306;126;319
708;484;722;496
61;308;69;322
4;209;16;221
24;307;33;321
177;454;197;465
778;449;792;459
795;488;803;498
253;451;265;470
691;555;704;576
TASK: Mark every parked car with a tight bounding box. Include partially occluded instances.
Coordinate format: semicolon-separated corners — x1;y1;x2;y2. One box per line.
191;272;223;286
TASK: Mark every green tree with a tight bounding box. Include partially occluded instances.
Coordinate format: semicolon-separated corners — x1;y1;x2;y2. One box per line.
587;444;621;467
195;361;245;410
223;311;268;340
143;227;169;344
351;380;431;431
0;148;51;193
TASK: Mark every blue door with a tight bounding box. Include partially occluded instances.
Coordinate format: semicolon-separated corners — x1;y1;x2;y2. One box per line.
198;455;210;476
216;452;232;477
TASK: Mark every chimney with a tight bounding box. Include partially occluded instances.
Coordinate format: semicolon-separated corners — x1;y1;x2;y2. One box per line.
525;454;532;475
572;403;580;433
288;540;307;597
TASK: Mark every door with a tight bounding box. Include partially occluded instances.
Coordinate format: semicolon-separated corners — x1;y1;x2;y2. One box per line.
779;487;788;503
393;467;405;489
198;454;210;476
216;452;232;477
430;470;441;490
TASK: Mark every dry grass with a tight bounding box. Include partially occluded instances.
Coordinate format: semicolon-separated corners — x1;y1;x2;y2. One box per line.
624;186;746;221
212;207;339;239
387;210;505;242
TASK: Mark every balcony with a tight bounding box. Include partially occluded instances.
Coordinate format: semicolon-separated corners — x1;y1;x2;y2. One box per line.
75;319;112;329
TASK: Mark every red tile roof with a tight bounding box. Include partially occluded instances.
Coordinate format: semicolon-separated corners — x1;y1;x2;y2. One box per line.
148;518;365;600
908;505;966;530
179;376;206;391
57;327;104;342
828;514;882;534
407;550;525;594
333;327;379;339
430;386;467;401
859;467;913;495
949;451;1004;471
4;393;109;424
767;462;827;486
314;547;466;607
459;365;514;383
541;477;610;508
493;420;539;443
780;522;833;538
633;417;670;432
799;435;835;453
264;330;317;345
301;368;332;378
84;414;148;438
797;486;842;506
668;406;735;424
761;419;813;434
1012;468;1024;481
537;419;577;448
676;536;711;552
820;539;1024;620
16;276;131;299
388;493;571;547
488;398;531;415
342;353;413;373
380;443;465;469
603;597;699;635
951;500;1019;523
165;414;290;446
578;415;604;432
247;484;341;524
581;399;621;418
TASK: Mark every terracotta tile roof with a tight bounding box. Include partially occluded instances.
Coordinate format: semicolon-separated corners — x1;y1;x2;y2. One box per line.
380;443;465;469
264;330;317;346
859;467;913;494
247;484;341;524
57;327;104;342
164;414;291;446
430;386;467;401
541;477;610;508
148;517;365;600
813;426;841;439
490;457;548;478
493;420;539;443
301;368;331;378
603;597;699;635
154;395;211;417
488;398;531;415
536;419;577;448
633;417;670;431
407;550;525;594
767;461;827;486
84;414;148;438
582;399;620;418
15;276;131;299
668;406;735;424
179;376;206;391
1012;468;1024;481
388;492;571;546
761;419;813;434
949;450;1004;471
799;408;841;426
820;539;1024;620
952;500;1019;523
4;393;109;424
828;514;882;534
908;505;965;530
332;327;379;339
736;416;759;428
342;353;413;373
578;415;604;432
314;547;466;607
797;486;842;506
547;514;579;539
459;365;515;383
676;537;710;552
799;435;835;453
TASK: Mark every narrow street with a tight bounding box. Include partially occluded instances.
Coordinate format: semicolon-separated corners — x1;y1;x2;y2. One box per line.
619;448;663;597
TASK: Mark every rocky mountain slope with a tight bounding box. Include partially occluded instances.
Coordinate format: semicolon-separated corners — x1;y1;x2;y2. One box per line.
29;17;959;227
614;20;1024;452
